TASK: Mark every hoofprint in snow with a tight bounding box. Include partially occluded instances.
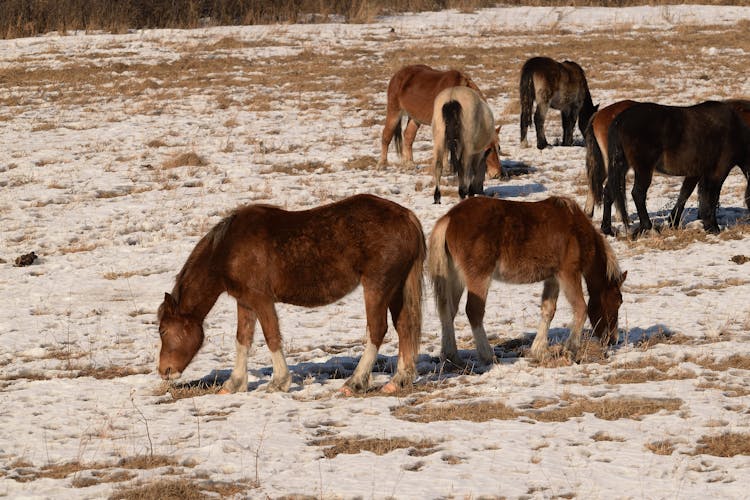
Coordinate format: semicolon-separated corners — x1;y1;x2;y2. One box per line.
2;5;750;499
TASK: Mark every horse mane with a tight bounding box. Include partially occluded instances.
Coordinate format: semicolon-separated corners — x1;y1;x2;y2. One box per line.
551;196;621;281
171;213;236;304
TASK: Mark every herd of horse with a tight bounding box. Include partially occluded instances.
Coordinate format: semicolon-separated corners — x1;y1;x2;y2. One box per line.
157;57;749;395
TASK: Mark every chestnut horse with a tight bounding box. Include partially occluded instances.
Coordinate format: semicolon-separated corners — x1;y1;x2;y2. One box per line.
520;57;598;150
379;64;502;178
157;194;425;395
602;101;750;236
428;196;626;365
432;86;500;204
586;99;750;227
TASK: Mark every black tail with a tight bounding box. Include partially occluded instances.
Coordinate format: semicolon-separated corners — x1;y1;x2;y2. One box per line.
393;118;403;159
606;122;629;229
585;118;606;207
577;79;597;137
442;100;463;176
519;66;535;142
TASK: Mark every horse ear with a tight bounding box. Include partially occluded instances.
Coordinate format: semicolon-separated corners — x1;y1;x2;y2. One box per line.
619;270;628;284
495;125;502;135
163;292;177;313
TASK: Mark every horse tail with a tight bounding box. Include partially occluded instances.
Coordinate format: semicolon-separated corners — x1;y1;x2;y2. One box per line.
519;64;535;139
585;118;606;210
393;116;403;159
400;210;426;370
442;100;463;175
428;215;463;326
606;122;629;227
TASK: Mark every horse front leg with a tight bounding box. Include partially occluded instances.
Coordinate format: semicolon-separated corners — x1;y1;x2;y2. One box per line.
668;176;699;228
561;108;576;146
219;303;257;394
698;176;722;234
560;272;587;358
255;300;291;392
378;109;401;168
530;278;559;360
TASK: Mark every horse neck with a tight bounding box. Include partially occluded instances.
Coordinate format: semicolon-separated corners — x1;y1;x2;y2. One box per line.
172;237;225;321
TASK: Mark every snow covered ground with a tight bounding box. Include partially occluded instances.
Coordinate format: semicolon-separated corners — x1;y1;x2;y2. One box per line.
1;5;750;499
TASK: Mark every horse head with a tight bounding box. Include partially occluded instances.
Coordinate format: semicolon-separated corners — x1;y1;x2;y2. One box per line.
157;292;205;380
485;125;503;178
588;270;627;345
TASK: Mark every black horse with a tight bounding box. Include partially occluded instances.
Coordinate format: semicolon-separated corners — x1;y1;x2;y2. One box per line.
602;101;750;236
519;56;598;150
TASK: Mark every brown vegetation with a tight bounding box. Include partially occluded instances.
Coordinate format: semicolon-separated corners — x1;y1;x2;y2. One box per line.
393;395;683;423
691;432;750;457
311;435;438;459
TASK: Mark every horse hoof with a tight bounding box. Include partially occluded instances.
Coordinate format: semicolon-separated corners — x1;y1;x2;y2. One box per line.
381;381;399;394
520;139;529;148
338;386;355;397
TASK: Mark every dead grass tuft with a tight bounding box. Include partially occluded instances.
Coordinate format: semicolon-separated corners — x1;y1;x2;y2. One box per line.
345;156;377;171
646;440;676;455
591;431;625;442
695;381;750;398
688;354;750;371
311;435;438;459
393;395;682;423
161;151;207;169
11;455;178;484
691;432;750;457
154;379;223;402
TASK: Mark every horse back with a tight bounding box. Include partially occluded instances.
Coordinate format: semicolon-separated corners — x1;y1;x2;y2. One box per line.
434;86;495;153
613;101;745;176
217;194;424;307
390;64;480;125
591;100;639;158
443;197;594;285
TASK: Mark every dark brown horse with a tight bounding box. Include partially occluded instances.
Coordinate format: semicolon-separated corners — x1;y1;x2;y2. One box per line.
428;196;626;365
157;194;425;395
432;86;500;204
379;64;502;178
602;101;750;236
587;99;750;228
520;56;597;150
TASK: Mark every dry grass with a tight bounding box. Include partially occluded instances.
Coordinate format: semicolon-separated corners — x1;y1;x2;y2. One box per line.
10;455;178;484
646;440;676;455
154;380;224;402
688;354;750;371
311;435;438;459
393;395;682;423
591;431;625;442
161;151;207;169
691;432;750;457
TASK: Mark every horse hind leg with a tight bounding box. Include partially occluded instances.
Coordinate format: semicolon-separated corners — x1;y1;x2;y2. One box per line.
402;119;419;168
435;267;465;368
378;108;402;168
219;303;257;394
631;168;654;236
464;275;494;365
383;282;419;393
533;99;551;150
343;283;390;394
529;278;559;361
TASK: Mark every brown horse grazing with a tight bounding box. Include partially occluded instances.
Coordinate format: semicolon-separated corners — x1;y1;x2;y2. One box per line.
587;99;750;227
157;194;425;395
520;56;598;150
428;196;626;365
603;101;750;236
379;64;502;178
431;86;500;204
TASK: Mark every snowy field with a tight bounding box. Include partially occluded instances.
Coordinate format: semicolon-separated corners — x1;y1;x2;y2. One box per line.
2;5;750;499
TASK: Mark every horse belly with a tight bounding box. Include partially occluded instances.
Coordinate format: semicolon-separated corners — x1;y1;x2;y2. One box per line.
493;260;554;285
275;272;361;308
